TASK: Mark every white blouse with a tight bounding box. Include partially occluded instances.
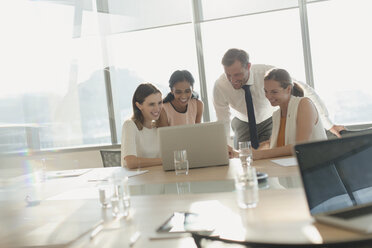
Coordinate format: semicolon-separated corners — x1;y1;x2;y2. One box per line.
121;119;160;166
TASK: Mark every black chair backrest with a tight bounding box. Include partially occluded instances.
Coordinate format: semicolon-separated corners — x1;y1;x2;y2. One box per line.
100;150;121;167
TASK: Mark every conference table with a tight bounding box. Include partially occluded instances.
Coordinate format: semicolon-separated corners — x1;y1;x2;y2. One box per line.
1;157;372;247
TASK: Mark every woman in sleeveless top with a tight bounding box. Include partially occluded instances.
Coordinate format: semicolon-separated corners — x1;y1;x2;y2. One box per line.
253;68;327;160
159;70;203;126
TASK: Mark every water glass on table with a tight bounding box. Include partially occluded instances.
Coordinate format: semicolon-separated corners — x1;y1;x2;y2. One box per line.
110;175;131;217
98;183;113;209
34;158;47;183
234;166;259;209
238;141;252;166
174;149;189;175
176;182;191;194
111;176;131;208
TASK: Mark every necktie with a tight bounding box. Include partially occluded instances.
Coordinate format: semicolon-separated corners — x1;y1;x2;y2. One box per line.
242;85;259;149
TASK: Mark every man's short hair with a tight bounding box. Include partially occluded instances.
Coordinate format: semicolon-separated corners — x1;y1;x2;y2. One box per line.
221;48;250;67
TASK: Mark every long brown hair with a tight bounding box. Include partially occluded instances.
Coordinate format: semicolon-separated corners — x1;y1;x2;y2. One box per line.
264;68;304;97
132;83;161;130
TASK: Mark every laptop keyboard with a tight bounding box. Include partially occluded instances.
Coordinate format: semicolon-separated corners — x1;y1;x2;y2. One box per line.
329;205;372;220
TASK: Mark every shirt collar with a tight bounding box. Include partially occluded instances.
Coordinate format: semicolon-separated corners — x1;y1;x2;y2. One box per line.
246;71;254;86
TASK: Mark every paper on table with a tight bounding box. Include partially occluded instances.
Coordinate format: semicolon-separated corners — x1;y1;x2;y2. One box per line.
271;157;298;167
47;169;92;179
85;168;149;182
47;172;148;201
46;187;98;200
126;170;149;178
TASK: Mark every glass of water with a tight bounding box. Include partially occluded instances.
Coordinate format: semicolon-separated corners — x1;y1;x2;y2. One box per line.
176;182;191;195
234;166;259;209
98;183;113;209
238;141;252;167
111;175;131;208
174;150;189;175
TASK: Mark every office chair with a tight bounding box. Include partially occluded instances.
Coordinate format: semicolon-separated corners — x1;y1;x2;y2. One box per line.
191;232;372;248
100;150;121;167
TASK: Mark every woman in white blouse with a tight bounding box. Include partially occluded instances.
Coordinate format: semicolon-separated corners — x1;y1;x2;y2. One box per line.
121;83;163;169
253;68;327;160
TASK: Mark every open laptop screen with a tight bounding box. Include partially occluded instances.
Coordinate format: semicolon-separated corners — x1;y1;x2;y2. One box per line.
295;133;372;215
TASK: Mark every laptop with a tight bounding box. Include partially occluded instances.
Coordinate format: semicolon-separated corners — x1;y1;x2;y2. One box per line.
158;122;229;171
294;132;372;233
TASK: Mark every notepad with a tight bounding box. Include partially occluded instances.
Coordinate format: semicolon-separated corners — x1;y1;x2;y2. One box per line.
271;157;298;167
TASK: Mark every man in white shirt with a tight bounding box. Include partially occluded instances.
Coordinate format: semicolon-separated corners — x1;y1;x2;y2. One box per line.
213;48;345;148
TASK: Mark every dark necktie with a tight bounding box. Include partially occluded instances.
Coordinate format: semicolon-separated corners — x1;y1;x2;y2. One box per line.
242;85;259;149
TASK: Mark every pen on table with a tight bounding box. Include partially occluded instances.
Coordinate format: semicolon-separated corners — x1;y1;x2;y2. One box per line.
87;179;108;182
129;231;141;247
90;220;104;240
148;233;190;240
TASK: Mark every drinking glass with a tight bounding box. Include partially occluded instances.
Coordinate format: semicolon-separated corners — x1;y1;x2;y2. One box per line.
111;176;131;208
109;172;131;217
32;158;48;183
234;166;259;209
98;183;112;209
176;182;191;195
37;158;47;183
174;150;189;175
238;141;252;166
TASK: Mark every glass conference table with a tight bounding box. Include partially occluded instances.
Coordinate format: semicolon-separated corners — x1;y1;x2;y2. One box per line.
1;158;372;248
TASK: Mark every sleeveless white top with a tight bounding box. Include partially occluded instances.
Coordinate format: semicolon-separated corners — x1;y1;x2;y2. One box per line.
270;96;327;148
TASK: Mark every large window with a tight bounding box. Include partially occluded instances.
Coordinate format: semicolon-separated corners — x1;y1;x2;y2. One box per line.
201;7;305;121
0;0;196;153
307;0;372;125
0;1;110;153
108;24;200;141
1;0;371;154
201;0;299;20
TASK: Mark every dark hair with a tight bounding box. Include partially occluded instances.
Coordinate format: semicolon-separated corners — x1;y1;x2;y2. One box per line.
163;70;199;103
131;83;161;130
221;48;250;67
264;68;304;97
